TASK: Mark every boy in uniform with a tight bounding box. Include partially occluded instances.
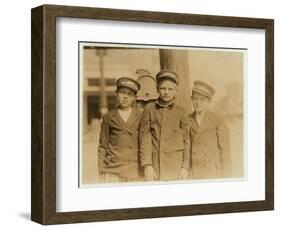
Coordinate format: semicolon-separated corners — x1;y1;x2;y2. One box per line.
189;81;232;179
98;77;143;183
139;70;190;181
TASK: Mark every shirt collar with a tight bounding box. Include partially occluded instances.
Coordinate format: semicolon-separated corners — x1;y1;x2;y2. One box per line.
196;110;206;117
117;106;132;114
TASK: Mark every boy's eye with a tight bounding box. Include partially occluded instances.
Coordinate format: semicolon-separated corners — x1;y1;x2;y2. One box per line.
119;91;134;97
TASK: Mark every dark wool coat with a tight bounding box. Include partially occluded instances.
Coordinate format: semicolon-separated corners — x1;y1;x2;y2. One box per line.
188;111;232;179
98;108;143;179
139;101;191;181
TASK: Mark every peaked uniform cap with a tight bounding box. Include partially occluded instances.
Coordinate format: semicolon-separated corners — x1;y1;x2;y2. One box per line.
116;77;141;93
156;70;179;85
192;80;215;98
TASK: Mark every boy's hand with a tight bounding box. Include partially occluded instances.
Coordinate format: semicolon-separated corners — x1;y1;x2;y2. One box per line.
144;165;157;181
179;168;189;180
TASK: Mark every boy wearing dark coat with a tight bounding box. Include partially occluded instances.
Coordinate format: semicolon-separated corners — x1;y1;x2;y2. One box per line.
188;81;232;179
139;70;191;181
98;77;142;183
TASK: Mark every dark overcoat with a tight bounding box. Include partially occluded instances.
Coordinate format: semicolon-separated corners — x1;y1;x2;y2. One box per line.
188;111;232;179
139;101;191;181
98;108;142;179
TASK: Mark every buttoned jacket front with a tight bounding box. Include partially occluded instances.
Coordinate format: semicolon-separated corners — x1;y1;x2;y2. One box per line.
98;108;142;179
139;101;190;181
188;111;232;179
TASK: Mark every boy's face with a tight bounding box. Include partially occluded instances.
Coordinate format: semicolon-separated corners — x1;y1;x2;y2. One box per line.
116;87;136;109
157;79;178;103
192;92;210;112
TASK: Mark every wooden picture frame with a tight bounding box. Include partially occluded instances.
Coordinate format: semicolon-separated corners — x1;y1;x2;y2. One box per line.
31;4;274;225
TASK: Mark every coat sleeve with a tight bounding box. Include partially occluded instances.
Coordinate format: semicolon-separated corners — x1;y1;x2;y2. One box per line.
180;111;191;170
139;106;153;168
216;116;232;177
98;116;109;174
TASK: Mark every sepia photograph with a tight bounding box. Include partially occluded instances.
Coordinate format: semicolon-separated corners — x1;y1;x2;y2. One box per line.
31;4;273;224
79;42;245;186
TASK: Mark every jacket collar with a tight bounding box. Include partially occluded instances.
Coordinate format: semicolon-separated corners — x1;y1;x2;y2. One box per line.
110;108;139;133
155;98;175;108
191;110;213;143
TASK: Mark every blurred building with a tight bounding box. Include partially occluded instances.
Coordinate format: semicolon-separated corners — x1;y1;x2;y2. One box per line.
82;46;161;131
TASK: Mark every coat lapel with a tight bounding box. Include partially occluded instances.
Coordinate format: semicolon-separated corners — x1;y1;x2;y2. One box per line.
190;112;199;143
190;112;198;130
192;111;213;144
110;108;137;134
126;109;139;128
110;109;124;128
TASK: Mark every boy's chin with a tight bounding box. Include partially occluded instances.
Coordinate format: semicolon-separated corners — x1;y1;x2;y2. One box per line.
119;104;131;109
160;97;173;103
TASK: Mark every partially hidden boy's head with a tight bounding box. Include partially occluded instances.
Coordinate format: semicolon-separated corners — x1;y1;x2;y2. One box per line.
191;81;215;113
116;77;141;109
156;70;179;104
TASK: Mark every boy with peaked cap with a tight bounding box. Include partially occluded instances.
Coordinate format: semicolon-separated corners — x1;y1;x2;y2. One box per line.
188;81;232;179
98;77;143;183
139;70;191;181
